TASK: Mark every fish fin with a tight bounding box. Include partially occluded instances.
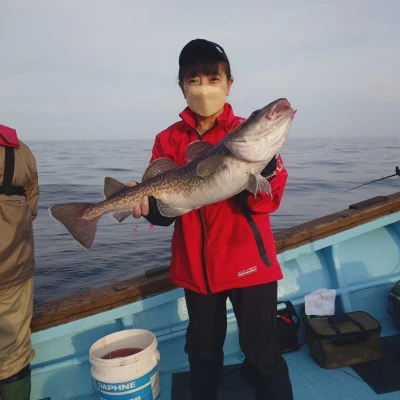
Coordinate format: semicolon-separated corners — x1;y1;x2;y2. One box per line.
156;199;190;217
186;141;213;163
104;177;127;199
196;155;227;178
247;174;272;197
50;203;100;249
142;158;180;181
112;211;133;222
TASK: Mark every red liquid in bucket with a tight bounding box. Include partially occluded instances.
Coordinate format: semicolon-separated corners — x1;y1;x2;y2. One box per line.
101;347;143;359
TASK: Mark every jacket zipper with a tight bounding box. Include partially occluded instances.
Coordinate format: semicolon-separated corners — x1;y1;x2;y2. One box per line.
195;120;219;140
188;126;213;294
198;209;212;294
191;120;245;292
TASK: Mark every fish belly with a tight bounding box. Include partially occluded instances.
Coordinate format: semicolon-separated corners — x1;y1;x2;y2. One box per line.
158;163;251;211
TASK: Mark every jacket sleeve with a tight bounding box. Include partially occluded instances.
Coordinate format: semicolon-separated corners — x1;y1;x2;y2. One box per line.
143;132;177;227
149;132;176;163
26;174;39;220
238;156;288;215
25;152;39;221
144;196;176;226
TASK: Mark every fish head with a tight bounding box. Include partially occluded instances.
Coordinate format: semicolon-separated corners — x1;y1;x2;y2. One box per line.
225;98;295;163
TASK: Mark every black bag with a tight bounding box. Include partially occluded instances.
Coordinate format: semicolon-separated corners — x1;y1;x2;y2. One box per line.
306;311;381;369
277;301;300;354
388;280;400;330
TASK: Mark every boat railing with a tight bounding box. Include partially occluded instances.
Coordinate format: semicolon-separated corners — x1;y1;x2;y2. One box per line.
32;192;400;333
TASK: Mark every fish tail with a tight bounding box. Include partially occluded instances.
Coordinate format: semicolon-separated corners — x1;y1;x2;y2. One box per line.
50;203;100;249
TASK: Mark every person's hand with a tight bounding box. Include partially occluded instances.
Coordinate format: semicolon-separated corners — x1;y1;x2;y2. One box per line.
128;182;150;218
261;155;278;177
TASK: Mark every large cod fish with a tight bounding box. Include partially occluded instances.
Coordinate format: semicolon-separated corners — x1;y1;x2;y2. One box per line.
50;98;296;249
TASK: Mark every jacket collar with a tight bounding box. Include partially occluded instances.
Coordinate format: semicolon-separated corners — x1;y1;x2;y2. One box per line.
0;125;20;148
179;103;235;130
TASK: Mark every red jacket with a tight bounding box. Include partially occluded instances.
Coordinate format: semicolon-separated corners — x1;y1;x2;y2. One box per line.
150;103;288;294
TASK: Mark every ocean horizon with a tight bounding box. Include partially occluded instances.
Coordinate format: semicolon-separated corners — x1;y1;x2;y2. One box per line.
28;136;400;304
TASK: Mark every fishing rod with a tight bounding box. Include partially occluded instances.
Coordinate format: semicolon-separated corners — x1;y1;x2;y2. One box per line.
345;166;400;192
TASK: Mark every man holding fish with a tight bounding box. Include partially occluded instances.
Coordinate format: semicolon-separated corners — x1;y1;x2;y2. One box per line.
132;39;294;400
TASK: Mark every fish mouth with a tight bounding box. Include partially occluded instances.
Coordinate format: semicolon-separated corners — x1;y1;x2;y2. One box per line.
267;98;294;121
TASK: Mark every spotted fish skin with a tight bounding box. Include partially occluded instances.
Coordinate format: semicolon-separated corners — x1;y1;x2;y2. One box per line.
50;98;296;249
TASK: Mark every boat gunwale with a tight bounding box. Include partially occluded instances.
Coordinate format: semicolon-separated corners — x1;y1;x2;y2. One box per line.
32;192;400;333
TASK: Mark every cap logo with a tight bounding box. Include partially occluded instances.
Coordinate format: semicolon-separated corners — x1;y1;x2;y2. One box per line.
215;46;223;54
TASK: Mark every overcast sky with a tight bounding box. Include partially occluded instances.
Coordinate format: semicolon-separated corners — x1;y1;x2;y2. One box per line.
1;1;399;141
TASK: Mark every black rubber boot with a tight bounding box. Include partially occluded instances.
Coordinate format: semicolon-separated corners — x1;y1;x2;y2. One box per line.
0;364;31;400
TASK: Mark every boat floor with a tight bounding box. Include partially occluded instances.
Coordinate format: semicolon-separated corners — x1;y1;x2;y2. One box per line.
68;334;399;400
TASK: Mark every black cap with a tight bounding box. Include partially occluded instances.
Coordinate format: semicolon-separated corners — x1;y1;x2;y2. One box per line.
179;39;229;68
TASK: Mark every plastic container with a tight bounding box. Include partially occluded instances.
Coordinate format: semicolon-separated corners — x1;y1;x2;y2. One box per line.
89;329;160;399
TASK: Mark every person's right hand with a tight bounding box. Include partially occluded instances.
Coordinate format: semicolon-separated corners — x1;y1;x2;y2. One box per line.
261;155;278;177
128;182;150;218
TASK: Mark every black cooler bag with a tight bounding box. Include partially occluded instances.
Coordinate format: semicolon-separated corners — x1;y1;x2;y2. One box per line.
306;311;381;368
277;301;300;354
388;280;400;330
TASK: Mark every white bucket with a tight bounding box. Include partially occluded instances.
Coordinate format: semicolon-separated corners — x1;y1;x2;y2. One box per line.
89;329;161;400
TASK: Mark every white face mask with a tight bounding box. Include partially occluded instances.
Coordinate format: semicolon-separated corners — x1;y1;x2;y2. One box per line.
185;85;227;117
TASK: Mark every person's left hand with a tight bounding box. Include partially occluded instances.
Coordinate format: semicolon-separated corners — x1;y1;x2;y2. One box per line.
128;182;149;218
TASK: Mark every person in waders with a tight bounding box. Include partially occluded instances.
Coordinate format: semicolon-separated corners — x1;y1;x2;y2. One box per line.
131;39;293;399
0;124;39;400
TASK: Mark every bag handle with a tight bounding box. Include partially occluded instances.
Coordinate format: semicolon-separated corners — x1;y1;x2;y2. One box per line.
327;313;367;336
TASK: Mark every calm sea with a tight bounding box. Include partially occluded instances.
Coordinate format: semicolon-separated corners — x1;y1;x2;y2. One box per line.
28;137;400;304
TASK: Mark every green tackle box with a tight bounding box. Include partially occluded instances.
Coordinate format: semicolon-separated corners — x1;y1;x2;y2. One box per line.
306;311;381;369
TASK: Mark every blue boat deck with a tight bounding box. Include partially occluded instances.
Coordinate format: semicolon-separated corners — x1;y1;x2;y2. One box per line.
63;339;400;400
30;200;400;399
158;315;400;400
31;283;400;400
